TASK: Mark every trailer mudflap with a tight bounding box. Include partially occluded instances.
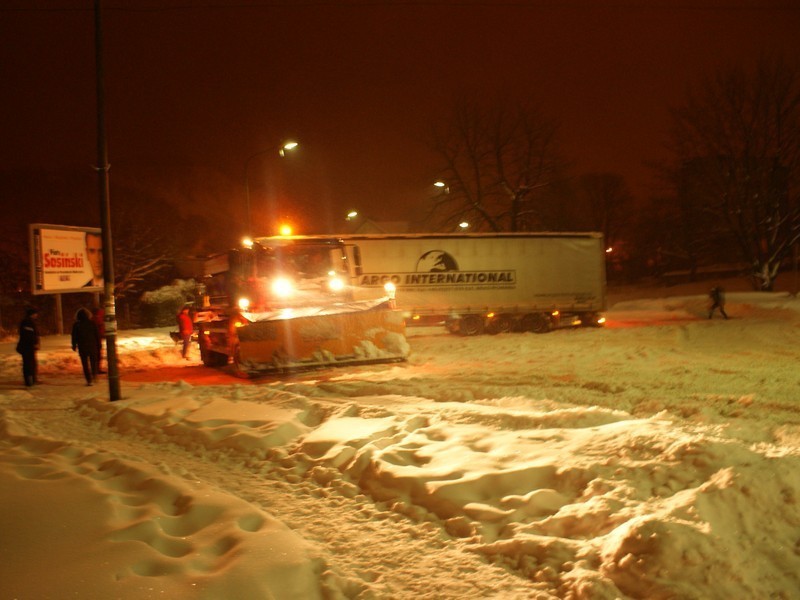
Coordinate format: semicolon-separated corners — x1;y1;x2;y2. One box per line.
235;297;409;374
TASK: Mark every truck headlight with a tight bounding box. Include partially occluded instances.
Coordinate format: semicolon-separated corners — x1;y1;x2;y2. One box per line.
328;276;345;292
271;277;294;298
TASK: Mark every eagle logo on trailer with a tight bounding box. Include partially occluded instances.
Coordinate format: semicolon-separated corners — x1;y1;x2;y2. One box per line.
416;250;458;272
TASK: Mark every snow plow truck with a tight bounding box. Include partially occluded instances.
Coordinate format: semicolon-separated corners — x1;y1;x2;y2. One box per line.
192;237;409;375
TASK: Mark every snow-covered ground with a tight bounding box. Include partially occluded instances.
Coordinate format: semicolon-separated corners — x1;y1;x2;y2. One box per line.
2;283;800;599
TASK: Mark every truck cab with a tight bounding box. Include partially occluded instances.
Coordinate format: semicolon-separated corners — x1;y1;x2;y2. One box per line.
194;236;405;374
212;238;355;312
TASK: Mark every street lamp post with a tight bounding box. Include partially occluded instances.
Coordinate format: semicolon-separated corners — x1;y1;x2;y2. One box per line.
243;141;298;236
94;0;121;401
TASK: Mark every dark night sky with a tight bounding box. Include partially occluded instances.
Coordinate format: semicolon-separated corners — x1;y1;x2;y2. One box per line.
2;1;799;240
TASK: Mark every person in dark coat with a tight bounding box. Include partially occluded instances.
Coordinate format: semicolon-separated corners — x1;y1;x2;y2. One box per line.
176;305;194;359
708;285;729;320
72;308;100;386
17;307;41;387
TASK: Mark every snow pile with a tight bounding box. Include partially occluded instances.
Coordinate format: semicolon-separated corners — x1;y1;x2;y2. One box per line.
0;431;322;599
2;288;800;598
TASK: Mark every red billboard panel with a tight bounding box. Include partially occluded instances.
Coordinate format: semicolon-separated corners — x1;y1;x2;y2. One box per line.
30;224;103;294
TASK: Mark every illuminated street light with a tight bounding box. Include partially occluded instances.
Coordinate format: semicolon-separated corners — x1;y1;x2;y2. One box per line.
279;140;298;156
244;140;299;235
346;210;358;220
279;223;293;236
458;221;470;230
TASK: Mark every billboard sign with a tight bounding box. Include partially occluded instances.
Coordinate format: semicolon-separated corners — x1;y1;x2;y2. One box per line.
29;224;103;294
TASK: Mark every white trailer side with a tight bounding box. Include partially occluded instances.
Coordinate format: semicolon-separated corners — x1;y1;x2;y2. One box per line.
343;232;606;334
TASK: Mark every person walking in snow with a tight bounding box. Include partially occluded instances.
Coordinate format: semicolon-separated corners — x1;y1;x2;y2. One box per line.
72;308;100;386
708;285;728;320
17;307;41;387
176;305;194;359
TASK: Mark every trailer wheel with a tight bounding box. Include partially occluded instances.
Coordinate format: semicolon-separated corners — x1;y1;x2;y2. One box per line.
445;319;460;334
521;313;551;334
486;314;514;335
459;314;484;336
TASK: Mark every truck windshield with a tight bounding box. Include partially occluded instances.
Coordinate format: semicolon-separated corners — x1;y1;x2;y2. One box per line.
257;245;339;279
206;242;350;311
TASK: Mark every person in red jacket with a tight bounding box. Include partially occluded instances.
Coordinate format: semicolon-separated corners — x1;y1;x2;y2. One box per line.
176;305;194;359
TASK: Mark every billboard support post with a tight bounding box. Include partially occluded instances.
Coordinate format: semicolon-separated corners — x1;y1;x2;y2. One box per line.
55;294;63;336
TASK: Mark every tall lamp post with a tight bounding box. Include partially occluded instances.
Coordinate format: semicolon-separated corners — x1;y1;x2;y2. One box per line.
94;0;120;401
243;141;298;236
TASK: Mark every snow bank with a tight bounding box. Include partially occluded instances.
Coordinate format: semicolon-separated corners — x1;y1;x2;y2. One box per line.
2;289;800;598
0;419;323;599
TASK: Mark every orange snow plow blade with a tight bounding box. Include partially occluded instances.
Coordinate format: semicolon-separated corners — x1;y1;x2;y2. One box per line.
234;298;408;374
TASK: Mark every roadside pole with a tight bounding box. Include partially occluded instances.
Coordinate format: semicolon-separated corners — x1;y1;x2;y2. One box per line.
94;0;120;401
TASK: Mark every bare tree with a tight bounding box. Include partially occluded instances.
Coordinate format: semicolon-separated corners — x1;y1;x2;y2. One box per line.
575;173;634;247
428;99;566;232
110;192;178;298
668;56;800;290
626;195;679;279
